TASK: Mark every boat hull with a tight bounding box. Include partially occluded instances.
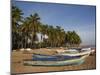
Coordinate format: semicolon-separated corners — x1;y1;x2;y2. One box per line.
23;54;88;66
59;50;91;56
32;54;82;61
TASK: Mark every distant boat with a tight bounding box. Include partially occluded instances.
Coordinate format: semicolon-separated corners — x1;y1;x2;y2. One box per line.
57;48;94;56
23;49;93;66
58;49;91;56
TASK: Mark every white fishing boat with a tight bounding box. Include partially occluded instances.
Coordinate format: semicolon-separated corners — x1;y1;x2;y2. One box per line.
57;48;94;56
58;49;91;56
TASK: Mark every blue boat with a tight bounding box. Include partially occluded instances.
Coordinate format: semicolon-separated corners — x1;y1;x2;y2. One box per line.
32;54;81;61
23;55;86;66
23;49;92;66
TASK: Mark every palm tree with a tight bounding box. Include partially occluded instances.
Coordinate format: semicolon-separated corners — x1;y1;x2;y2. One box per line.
26;13;40;32
12;5;23;32
21;13;41;48
12;5;82;49
12;5;23;49
65;31;81;48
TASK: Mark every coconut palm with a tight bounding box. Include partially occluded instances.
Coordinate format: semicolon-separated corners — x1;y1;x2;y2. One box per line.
12;5;23;32
12;5;23;49
65;31;81;47
12;6;82;50
21;13;41;48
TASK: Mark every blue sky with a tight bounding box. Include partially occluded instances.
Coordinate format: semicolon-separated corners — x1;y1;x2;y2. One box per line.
12;1;96;46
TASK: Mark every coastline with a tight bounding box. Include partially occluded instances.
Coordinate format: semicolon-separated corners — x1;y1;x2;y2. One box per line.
11;48;96;74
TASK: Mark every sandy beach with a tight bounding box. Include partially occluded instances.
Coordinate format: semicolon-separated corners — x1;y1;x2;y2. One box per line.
11;49;96;74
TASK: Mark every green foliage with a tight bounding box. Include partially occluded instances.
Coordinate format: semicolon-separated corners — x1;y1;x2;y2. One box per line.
65;31;81;47
12;5;23;32
12;5;82;50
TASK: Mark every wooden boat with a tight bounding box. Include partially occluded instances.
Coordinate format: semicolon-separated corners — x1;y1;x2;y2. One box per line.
32;54;82;61
59;49;91;56
23;49;92;66
23;54;88;66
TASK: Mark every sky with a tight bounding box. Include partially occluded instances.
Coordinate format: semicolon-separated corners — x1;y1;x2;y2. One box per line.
12;1;96;46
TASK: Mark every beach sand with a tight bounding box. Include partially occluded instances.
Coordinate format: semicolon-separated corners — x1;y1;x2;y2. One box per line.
11;49;96;74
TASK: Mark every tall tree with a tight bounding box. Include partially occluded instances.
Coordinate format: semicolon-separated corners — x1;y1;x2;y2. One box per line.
21;13;41;48
12;5;23;32
12;5;23;49
65;31;81;47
